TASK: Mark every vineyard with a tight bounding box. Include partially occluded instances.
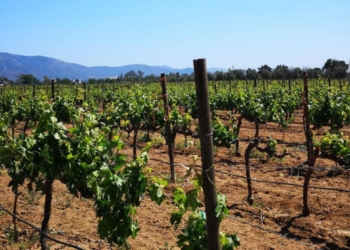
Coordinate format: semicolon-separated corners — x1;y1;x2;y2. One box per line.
1;70;350;249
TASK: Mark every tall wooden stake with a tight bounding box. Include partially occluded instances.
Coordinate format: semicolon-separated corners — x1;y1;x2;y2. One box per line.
302;72;315;216
193;59;220;250
160;73;175;182
83;82;87;101
51;79;55;101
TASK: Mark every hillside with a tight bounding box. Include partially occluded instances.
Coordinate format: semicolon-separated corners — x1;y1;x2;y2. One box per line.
0;52;223;81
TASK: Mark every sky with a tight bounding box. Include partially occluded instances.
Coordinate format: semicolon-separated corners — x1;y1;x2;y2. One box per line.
1;0;349;70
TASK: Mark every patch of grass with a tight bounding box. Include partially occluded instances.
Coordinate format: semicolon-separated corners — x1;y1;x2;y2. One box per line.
272;156;285;164
159;242;174;250
18;235;40;249
4;226;16;244
19;243;27;249
24;190;41;206
175;142;182;149
138;131;152;142
293;144;307;152
249;148;264;161
64;194;74;208
252;201;264;208
27;120;36;129
152;134;164;146
0;166;5;175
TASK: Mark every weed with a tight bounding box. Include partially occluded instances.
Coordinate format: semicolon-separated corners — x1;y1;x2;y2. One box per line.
64;194;74;208
252;201;264;208
138;131;152;142
19;243;27;249
183;138;194;148
24;190;41;206
27;121;36;129
4;226;16;244
152;134;164;146
249;148;264;161
159;242;174;250
175;142;182;149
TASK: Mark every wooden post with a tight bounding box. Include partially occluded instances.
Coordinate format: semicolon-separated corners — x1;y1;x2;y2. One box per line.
32;85;36;98
193;59;220;250
263;80;266;94
302;72;314;216
51;79;55;100
102;84;105;110
288;78;291;93
83;82;87;101
160;73;175;183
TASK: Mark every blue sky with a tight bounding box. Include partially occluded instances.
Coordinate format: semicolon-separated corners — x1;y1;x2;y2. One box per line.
1;1;349;70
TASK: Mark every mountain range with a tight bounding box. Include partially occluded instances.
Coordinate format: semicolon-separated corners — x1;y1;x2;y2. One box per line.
0;52;225;81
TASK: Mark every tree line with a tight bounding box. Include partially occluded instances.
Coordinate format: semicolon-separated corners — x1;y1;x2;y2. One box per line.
0;58;348;85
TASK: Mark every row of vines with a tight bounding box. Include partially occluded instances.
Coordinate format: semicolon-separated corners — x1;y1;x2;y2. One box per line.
0;76;350;249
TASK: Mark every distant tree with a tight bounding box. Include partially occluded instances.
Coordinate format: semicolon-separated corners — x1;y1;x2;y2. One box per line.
207;72;215;81
88;78;97;84
258;65;272;79
322;59;348;79
246;68;259;80
144;74;157;83
125;70;137;79
232;69;246;80
291;67;303;79
97;78;104;84
180;73;194;82
0;76;12;85
104;78;114;84
167;72;177;82
55;77;62;84
272;65;290;79
332;66;348;79
42;76;51;84
313;68;322;78
226;69;234;80
61;78;71;84
16;74;40;85
137;70;144;82
214;71;225;81
306;67;322;79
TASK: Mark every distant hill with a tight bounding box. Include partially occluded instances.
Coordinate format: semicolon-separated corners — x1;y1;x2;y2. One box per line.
0;52;225;81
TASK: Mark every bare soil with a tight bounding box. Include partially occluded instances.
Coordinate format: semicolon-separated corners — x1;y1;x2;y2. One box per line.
1;112;350;250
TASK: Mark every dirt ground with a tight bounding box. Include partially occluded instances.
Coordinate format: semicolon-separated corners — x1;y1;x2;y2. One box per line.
1;111;350;250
